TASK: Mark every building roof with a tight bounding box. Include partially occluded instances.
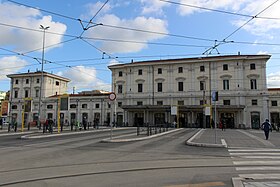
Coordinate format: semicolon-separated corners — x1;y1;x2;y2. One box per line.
6;71;71;82
48;92;111;98
108;54;271;69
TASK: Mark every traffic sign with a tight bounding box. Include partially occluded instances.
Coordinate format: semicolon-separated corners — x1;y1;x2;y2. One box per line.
109;92;116;101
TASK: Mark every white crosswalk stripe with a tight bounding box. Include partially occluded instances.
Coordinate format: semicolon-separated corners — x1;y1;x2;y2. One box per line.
229;148;280;180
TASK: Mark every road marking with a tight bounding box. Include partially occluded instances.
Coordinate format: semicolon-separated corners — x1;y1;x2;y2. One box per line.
230;152;280;156
221;139;227;147
238;156;280;159
233;160;280;165
229;149;280;152
236;166;280;171
165;181;225;187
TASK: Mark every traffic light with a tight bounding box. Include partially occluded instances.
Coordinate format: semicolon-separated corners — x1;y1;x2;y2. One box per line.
212;91;218;101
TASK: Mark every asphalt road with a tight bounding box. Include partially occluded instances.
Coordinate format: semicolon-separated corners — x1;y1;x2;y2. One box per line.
0;128;238;187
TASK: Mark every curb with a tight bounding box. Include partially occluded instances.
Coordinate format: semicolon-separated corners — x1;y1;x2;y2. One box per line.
101;128;182;143
232;177;244;187
21;127;133;139
186;129;227;148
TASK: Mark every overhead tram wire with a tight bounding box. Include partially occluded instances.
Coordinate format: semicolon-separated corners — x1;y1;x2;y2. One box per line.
78;0;109;37
223;0;279;41
22;37;79;55
159;0;280;20
202;0;280;55
3;2;280;47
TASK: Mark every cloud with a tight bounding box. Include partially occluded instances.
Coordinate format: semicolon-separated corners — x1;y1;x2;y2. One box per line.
84;14;168;53
0;2;67;52
139;0;170;15
175;0;280;38
80;1;111;20
177;0;246;16
0;56;28;80
108;59;121;66
57;66;110;92
267;72;280;88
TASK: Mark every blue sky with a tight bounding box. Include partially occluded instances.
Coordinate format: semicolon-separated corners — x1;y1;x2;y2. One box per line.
1;0;280;93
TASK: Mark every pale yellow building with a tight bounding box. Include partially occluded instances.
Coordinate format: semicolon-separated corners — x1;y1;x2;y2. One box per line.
109;54;271;129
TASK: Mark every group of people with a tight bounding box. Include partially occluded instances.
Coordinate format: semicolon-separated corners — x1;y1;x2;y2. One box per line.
43;118;54;133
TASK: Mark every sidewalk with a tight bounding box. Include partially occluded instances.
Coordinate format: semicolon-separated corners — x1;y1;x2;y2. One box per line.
186;128;276;148
186;128;280;187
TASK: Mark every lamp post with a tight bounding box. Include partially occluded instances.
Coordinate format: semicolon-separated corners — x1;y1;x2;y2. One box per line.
38;25;49;130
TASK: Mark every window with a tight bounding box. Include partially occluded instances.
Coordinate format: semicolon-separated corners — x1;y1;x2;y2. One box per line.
82;104;87;109
178;82;183;91
138;69;142;75
250;63;256;70
157;83;162;92
118;102;122;107
36;78;40;83
35;89;39;97
223;64;228;71
223;100;230;105
15;79;19;84
157;101;163;105
26;79;29;84
223;80;229;90
178;100;184;105
158;68;162;74
118;85;123;94
56;81;59;86
250;79;257;90
272;100;278;106
252;100;258;105
138;83;143;93
137;101;143;106
200;81;205;90
200;65;205;72
11;105;17;109
95;103;100;108
200;100;205;105
107;103;111;108
14;90;18;98
178;67;183;73
119;71;123;77
70;104;76;109
25;90;29;98
47;105;53;109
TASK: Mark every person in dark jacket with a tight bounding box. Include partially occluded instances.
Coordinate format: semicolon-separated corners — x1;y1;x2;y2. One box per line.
261;119;272;140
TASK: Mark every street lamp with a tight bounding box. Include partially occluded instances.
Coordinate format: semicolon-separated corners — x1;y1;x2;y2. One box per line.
38;25;49;130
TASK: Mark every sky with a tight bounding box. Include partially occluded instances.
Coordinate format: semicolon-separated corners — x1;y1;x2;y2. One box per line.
1;0;280;93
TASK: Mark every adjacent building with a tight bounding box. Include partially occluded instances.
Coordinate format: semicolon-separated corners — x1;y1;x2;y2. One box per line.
6;71;112;126
7;71;70;124
108;54;271;129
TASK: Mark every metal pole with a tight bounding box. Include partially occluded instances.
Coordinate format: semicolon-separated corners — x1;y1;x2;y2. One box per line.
38;25;49;131
214;100;217;144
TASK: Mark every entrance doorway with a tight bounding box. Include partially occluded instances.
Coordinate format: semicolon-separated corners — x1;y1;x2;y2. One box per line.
221;113;235;129
251;112;260;129
134;113;144;127
271;112;279;129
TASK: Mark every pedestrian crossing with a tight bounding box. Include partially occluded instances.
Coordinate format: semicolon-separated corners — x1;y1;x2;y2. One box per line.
229;148;280;181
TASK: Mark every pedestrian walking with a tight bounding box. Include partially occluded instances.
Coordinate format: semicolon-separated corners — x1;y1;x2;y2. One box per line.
261;119;272;140
83;117;87;130
14;121;17;132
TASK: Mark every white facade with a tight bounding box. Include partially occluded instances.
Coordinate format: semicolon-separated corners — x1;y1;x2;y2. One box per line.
109;55;271;129
7;71;70;124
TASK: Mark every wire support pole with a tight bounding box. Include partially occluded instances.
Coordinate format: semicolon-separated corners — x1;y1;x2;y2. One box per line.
38;25;49;130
